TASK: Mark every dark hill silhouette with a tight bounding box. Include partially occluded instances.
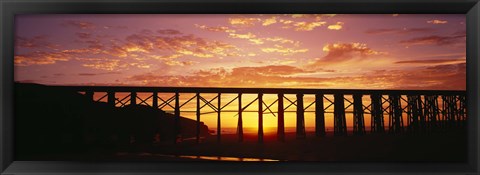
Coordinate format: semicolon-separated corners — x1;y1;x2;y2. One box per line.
15;83;209;158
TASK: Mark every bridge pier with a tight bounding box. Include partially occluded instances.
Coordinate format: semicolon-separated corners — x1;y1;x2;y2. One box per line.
442;95;456;128
130;92;137;105
424;95;439;130
388;95;403;134
237;93;243;142
174;92;180;144
353;94;366;135
315;93;326;137
277;94;285;142
107;91;115;107
152;92;158;108
196;93;201;143
86;91;94;102
334;94;347;136
459;95;466;126
406;95;421;133
258;93;263;143
217;93;221;143
296;94;306;139
370;94;384;133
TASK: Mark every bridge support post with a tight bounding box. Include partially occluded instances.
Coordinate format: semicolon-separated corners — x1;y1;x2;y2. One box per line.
196;93;201;143
107;91;115;107
217;93;221;143
370;94;384;133
130;92;136;105
417;95;425;132
442;95;456;128
258;93;263;143
407;95;421;133
174;92;180;144
152;92;158;108
277;94;285;142
86;91;94;102
424;95;439;130
237;93;243;142
296;94;306;139
459;95;466;126
315;93;326;137
454;95;463;126
353;94;366;135
334;94;347;136
388;95;403;134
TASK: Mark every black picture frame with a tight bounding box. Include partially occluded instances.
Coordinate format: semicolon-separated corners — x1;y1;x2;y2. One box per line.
1;0;479;174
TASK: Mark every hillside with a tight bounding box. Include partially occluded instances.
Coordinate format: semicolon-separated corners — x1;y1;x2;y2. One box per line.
15;83;210;158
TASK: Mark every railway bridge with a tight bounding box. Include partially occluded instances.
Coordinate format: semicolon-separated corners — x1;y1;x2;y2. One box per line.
50;86;467;143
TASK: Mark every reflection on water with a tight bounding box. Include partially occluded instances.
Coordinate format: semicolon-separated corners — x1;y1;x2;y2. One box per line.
177;155;278;161
116;152;279;161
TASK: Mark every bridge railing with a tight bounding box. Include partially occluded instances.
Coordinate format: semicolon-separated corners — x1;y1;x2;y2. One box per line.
51;86;467;143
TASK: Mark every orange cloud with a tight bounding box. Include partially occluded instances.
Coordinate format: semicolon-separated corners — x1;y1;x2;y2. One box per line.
164;60;197;66
233;65;314;76
15;35;58;49
81;59;123;71
327;22;344;30
228;32;266;45
228;17;261;27
404;53;465;61
77;72;122;76
264;37;296;44
127;65;323;88
358;63;465;90
399;33;465;46
16;48;102;66
262;17;277;26
196;22;303;48
62;20;96;29
15;29;241;71
195;24;236;33
293;21;326;31
273;15;339;32
291;14;307;18
317;43;384;63
125;62;465;90
75;32;92;39
279;19;294;25
229;32;256;39
427;19;448;24
157;29;183;35
261;44;308;55
196;24;275;45
395;59;465;65
108;31;240;60
365;28;434;35
14;51;69;66
290;14;336;21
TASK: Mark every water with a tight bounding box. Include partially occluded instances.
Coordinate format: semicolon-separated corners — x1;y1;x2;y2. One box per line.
212;126;368;135
117;152;279;161
214;127;310;135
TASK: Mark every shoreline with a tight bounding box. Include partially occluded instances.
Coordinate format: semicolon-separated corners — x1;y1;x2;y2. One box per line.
19;130;467;162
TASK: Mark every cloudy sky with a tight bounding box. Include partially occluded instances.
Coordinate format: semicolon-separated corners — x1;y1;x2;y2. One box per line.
15;14;466;90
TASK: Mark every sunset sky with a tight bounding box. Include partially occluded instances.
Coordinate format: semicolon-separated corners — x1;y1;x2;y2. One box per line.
15;14;466;90
14;14;466;130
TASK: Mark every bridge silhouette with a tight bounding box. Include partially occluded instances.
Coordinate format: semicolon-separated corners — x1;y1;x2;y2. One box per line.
49;86;467;144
